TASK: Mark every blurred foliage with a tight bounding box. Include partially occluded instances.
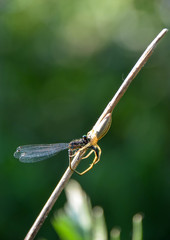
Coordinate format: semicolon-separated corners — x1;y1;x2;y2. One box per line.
52;180;142;240
0;0;170;240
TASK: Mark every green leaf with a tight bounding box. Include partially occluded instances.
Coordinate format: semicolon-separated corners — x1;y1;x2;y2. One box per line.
132;214;143;240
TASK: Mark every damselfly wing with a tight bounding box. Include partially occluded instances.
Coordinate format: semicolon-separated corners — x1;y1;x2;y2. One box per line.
14;143;69;163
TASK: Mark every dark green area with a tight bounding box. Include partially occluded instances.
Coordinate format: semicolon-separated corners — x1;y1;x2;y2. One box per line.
0;1;170;240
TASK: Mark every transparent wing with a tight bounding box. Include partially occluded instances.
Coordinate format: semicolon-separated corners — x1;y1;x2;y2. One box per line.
14;143;69;163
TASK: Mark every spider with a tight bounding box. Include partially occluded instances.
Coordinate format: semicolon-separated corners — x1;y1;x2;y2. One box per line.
68;113;112;175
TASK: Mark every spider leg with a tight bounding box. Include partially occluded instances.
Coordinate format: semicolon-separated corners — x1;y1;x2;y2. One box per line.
93;144;101;164
69;151;77;158
68;142;102;175
69;148;88;173
75;161;95;175
76;142;92;152
81;149;94;159
71;145;101;175
75;146;99;175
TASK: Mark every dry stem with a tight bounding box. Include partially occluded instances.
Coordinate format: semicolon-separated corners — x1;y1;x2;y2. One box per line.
24;28;168;240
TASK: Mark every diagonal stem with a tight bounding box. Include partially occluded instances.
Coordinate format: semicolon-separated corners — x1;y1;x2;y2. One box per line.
24;28;168;240
24;151;84;240
93;28;168;128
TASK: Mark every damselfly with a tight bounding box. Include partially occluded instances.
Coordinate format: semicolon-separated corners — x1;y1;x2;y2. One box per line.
14;113;112;175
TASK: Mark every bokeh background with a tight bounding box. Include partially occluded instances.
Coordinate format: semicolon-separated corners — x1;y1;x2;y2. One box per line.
0;0;170;239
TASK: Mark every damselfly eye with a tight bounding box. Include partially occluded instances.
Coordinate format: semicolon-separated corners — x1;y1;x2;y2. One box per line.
82;135;87;140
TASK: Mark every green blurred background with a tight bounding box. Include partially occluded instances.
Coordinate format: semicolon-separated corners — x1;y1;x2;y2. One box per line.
0;0;170;239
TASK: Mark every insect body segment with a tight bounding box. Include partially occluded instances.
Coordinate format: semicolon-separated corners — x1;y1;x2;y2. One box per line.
69;135;90;150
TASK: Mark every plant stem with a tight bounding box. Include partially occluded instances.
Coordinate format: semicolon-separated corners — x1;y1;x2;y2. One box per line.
24;28;168;240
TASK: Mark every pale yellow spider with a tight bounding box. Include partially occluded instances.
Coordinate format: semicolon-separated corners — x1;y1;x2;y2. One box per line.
69;113;112;175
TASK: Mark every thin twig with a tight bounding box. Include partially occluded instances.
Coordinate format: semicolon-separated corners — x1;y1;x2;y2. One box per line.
24;28;168;240
24;151;84;240
93;28;168;128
